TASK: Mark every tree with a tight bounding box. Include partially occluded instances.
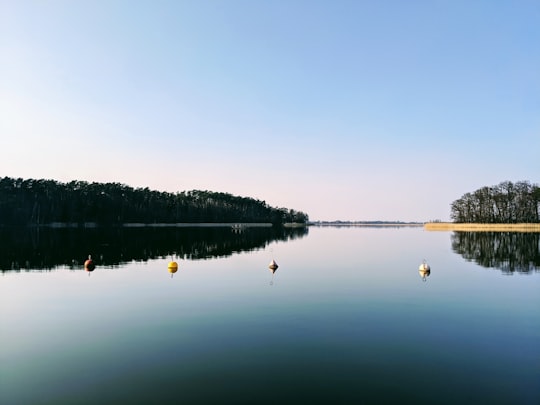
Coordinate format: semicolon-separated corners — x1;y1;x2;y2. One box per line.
450;181;540;223
0;176;309;226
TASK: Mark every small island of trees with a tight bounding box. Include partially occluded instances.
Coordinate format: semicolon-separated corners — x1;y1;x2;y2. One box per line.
0;177;309;226
450;180;540;223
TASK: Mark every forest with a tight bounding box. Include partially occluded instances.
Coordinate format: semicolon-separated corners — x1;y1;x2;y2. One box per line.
0;177;309;226
450;180;540;223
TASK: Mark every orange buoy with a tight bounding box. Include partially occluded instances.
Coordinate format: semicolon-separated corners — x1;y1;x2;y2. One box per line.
84;255;95;271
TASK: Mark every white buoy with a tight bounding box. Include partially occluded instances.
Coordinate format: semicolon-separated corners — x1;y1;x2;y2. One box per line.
269;259;279;271
419;259;431;282
419;259;430;271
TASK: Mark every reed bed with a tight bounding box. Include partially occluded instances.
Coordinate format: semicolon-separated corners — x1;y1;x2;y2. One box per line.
424;222;540;232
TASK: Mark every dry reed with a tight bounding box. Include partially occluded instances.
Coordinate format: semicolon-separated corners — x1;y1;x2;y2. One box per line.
424;222;540;232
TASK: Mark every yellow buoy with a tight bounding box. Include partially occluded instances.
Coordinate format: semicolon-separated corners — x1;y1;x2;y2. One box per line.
168;261;178;277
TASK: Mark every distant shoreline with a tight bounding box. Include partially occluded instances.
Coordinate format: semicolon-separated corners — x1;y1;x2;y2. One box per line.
309;222;423;227
424;222;540;232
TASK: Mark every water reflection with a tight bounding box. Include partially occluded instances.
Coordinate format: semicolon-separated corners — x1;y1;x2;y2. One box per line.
451;231;540;274
0;226;308;272
418;267;430;281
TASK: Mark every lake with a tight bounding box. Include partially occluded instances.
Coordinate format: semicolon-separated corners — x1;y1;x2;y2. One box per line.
1;226;539;404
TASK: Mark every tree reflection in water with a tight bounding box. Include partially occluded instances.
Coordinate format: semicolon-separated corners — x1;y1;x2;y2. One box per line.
0;226;308;272
451;231;540;274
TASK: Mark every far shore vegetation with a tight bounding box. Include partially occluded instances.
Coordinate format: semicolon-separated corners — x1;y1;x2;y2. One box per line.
310;221;423;227
449;180;539;224
3;177;538;230
426;180;540;232
0;177;309;226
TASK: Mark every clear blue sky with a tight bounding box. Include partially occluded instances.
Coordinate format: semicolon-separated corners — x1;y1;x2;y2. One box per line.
1;1;539;221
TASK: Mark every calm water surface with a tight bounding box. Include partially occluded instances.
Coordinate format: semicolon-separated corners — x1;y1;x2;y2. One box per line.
1;226;539;404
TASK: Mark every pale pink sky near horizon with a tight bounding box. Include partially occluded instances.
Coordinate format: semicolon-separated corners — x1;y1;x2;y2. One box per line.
1;1;539;221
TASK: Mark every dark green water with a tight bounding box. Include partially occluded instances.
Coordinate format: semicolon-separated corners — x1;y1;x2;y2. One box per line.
1;226;539;404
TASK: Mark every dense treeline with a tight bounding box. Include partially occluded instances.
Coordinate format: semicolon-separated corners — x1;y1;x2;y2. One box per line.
0;177;309;225
450;181;540;223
